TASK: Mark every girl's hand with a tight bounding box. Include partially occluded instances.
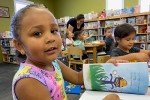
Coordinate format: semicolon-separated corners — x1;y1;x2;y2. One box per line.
103;94;120;100
106;59;129;66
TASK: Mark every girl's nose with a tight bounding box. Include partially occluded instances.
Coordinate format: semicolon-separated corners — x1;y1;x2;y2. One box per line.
45;32;55;44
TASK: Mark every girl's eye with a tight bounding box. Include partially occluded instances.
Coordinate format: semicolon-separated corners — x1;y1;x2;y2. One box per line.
125;39;130;41
51;29;58;34
33;32;42;37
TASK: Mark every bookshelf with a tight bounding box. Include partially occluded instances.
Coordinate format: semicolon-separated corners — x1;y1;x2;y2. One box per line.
0;31;18;64
84;12;150;50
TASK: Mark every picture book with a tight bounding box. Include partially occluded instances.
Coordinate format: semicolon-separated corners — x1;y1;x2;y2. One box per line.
83;62;149;95
79;91;150;100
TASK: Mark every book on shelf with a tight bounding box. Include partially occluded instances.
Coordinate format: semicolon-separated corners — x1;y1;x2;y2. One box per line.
128;17;136;25
136;16;145;24
126;7;134;14
121;8;128;15
80;62;149;100
134;5;140;14
148;15;150;24
147;26;150;33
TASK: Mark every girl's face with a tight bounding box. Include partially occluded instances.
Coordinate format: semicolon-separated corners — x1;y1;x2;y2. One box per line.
117;33;135;52
78;32;84;41
68;33;74;38
15;8;62;66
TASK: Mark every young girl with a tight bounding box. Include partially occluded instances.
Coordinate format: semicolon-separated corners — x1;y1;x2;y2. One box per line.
73;31;88;60
104;27;114;55
111;23;150;62
66;32;74;46
11;4;127;100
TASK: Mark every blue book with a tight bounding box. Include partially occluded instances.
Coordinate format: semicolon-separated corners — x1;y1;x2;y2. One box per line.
64;81;81;94
83;62;149;94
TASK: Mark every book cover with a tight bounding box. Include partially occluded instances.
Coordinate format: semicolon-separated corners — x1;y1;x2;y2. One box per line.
83;62;149;94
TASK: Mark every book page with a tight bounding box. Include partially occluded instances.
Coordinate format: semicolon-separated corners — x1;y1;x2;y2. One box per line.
79;91;150;100
83;62;149;94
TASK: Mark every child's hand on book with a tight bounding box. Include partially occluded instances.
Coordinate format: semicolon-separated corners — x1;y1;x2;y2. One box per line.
106;59;129;66
103;94;120;100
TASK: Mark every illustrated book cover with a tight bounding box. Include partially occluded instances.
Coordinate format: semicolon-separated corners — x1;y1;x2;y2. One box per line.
83;62;149;94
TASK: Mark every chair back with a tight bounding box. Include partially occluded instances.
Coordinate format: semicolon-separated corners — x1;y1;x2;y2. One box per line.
68;47;83;61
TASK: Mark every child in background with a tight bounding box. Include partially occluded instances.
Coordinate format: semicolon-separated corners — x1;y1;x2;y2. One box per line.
66;32;74;47
73;31;88;60
104;27;114;55
111;23;150;62
60;33;66;51
11;4;128;100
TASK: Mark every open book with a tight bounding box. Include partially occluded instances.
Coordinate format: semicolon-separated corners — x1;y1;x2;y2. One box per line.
80;62;149;100
79;62;150;100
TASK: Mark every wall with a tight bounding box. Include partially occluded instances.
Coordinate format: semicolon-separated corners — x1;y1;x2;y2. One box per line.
29;0;54;13
53;0;138;18
54;0;105;18
124;0;138;8
0;0;14;32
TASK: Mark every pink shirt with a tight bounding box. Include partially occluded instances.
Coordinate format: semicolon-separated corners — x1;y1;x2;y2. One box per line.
12;60;67;100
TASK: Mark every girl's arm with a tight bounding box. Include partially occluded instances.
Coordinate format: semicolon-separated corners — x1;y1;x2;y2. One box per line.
111;53;149;62
68;24;74;36
140;49;150;56
57;59;84;85
15;78;52;100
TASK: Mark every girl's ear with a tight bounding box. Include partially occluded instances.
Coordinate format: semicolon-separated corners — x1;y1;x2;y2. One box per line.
13;39;25;55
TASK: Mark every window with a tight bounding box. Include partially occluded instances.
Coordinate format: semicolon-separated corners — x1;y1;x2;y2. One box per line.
106;0;124;10
139;0;150;12
14;0;33;13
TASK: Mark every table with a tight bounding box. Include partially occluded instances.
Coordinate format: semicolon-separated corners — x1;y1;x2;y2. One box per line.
84;42;105;63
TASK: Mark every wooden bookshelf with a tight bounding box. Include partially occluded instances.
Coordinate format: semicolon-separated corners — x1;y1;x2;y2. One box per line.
0;31;18;64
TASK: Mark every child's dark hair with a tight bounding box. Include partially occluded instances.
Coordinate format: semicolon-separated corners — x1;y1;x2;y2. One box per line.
74;31;82;40
105;27;112;33
10;4;47;63
114;23;136;38
114;23;136;46
76;14;84;20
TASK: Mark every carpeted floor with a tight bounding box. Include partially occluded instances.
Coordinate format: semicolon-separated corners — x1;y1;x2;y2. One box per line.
0;62;82;100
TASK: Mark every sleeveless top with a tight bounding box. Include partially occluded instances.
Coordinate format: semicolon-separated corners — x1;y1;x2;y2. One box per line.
12;60;67;100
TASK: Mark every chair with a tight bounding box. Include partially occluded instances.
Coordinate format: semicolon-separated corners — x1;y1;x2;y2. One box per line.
97;55;110;63
67;47;89;70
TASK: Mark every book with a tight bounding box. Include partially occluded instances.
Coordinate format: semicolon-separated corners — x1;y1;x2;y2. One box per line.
83;62;149;94
79;91;150;100
128;17;136;25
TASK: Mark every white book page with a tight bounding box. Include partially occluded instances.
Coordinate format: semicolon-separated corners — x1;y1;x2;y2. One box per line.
79;91;150;100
